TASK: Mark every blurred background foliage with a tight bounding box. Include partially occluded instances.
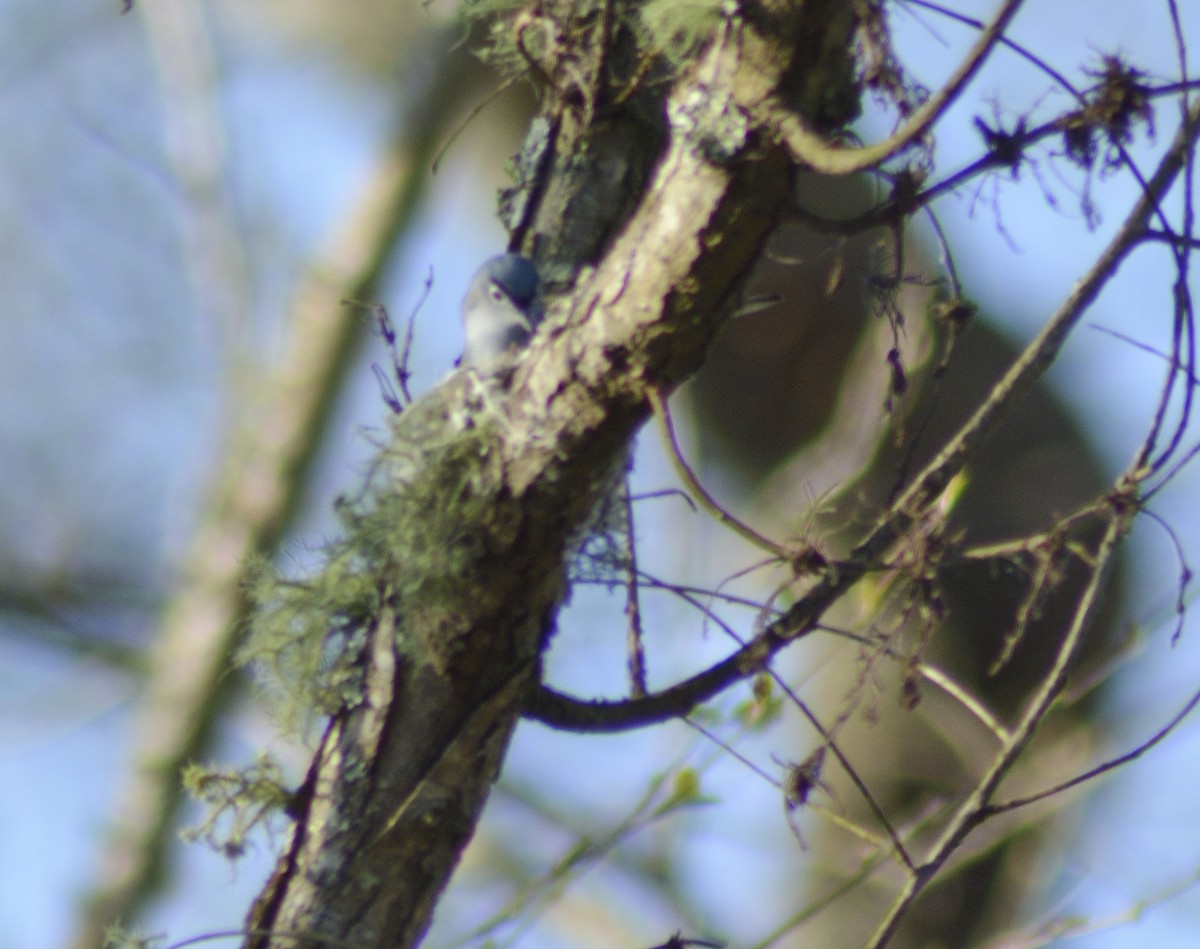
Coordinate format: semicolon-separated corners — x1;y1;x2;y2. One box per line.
3;1;1200;948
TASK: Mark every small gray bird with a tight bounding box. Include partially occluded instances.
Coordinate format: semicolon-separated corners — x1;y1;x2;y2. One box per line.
460;253;544;368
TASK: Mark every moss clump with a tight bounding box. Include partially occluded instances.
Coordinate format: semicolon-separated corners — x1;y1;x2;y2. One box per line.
239;392;509;735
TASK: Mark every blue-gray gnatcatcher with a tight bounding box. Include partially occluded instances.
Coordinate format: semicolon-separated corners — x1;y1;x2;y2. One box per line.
459;254;628;572
460;253;544;368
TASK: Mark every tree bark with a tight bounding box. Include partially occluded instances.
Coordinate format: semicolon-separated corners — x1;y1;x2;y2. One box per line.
243;3;857;946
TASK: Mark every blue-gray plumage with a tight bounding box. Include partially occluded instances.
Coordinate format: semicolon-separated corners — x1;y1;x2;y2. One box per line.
460;253;544;368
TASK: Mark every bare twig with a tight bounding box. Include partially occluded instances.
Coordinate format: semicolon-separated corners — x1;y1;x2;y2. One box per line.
623;477;648;696
649;386;791;559
866;487;1133;947
530;93;1200;743
765;0;1025;175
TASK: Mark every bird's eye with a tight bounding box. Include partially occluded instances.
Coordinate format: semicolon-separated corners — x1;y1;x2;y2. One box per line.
488;284;506;303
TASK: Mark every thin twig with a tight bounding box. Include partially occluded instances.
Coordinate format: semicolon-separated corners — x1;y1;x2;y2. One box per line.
766;0;1026;175
985;636;1200;819
866;492;1133;947
648;386;791;559
623;476;648;696
531;93;1200;734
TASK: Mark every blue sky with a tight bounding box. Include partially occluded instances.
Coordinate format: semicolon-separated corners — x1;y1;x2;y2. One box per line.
3;1;1200;947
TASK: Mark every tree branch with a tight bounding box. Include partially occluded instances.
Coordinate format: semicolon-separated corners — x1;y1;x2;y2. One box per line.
764;0;1026;174
529;90;1200;746
241;10;811;946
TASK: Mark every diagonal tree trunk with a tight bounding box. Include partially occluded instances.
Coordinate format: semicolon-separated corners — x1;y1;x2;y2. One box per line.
243;3;858;945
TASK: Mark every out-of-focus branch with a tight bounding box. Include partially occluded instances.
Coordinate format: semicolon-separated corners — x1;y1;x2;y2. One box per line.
70;8;488;945
138;0;249;356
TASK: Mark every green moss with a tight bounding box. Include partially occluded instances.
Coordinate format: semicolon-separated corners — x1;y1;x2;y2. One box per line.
238;402;511;734
637;0;724;62
181;754;290;860
457;0;549;75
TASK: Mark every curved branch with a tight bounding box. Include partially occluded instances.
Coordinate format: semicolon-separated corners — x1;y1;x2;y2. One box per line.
532;89;1200;739
649;386;791;559
764;0;1026;175
527;559;853;733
